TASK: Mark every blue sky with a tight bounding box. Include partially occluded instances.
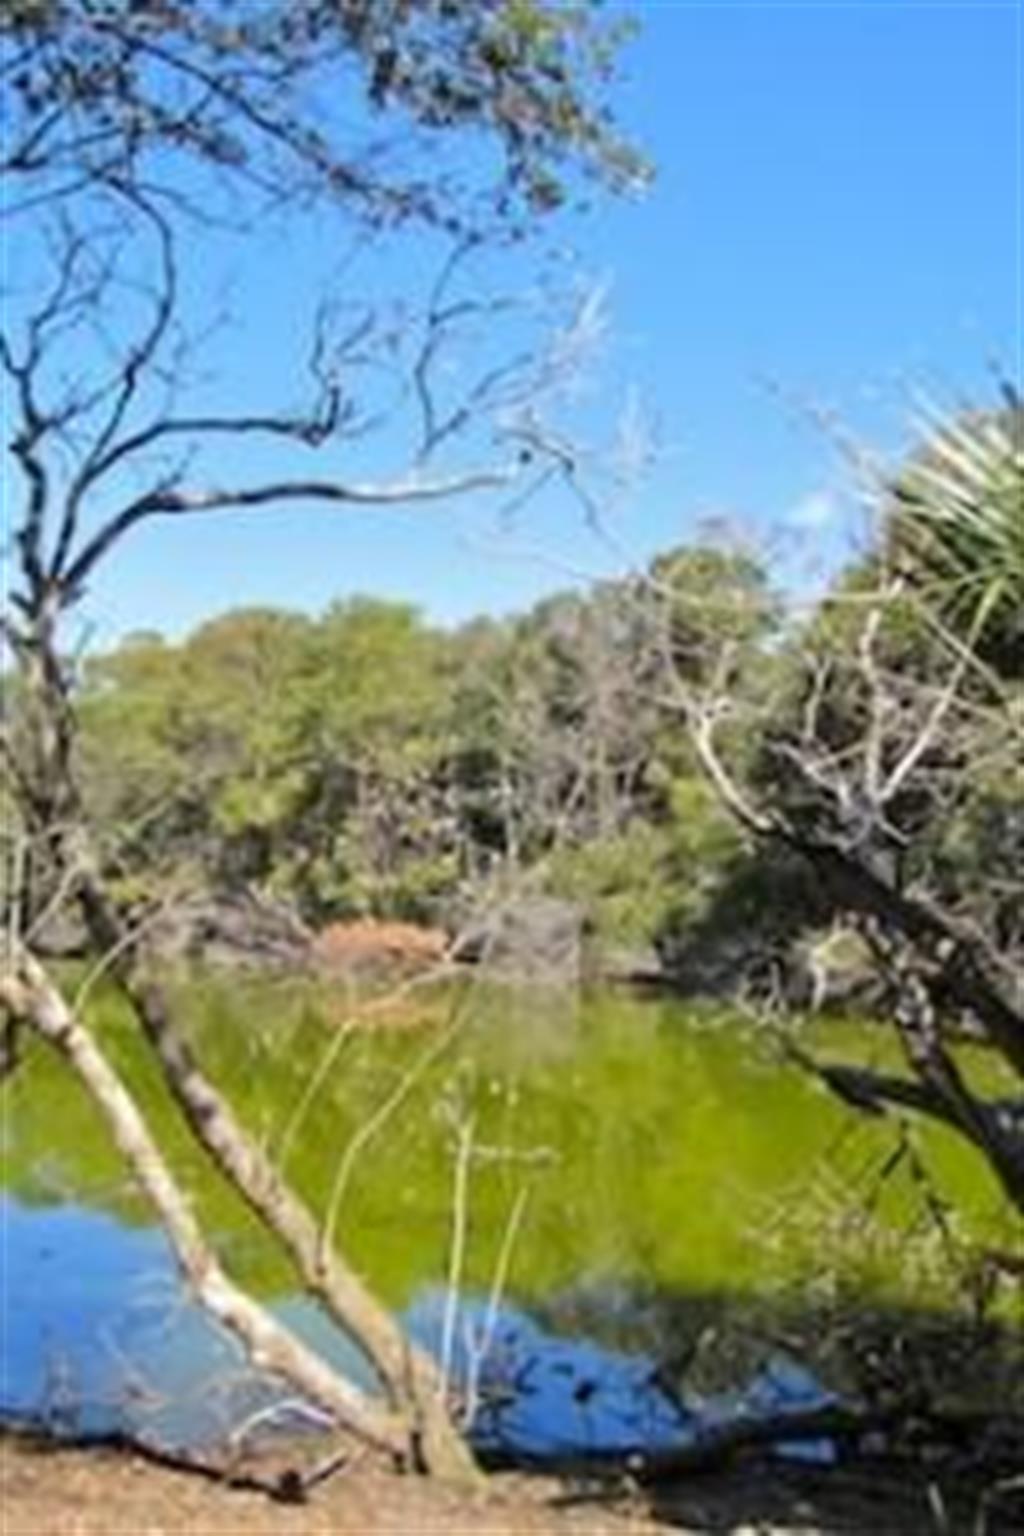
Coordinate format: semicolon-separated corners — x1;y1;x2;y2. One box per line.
75;0;1021;644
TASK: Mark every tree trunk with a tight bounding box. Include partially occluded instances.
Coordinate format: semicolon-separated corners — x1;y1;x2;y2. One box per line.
11;607;478;1483
1;946;407;1458
73;865;478;1483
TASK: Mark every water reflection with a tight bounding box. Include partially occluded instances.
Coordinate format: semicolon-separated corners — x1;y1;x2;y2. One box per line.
2;985;1016;1459
1;1197;286;1445
1;1193;838;1462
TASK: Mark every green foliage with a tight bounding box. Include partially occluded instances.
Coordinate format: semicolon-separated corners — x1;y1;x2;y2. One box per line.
71;547;768;944
542;776;746;959
65;425;1019;992
684;388;1024;1035
661;775;744;920
2;0;648;223
76;611;314;896
78;633;186;817
546;821;674;950
889;404;1024;676
650;543;779;685
299;599;453;778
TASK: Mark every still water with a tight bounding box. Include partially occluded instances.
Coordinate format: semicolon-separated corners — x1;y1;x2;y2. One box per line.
1;974;1015;1455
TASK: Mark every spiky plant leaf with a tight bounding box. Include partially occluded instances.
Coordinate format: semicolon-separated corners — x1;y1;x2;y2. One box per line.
890;392;1023;677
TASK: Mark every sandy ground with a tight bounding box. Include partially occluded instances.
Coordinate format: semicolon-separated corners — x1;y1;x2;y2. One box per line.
4;1431;1022;1536
1;1435;664;1536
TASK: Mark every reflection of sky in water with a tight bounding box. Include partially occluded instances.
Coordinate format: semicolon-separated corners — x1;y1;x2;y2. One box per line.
408;1290;835;1462
1;1194;835;1461
409;1288;689;1454
1;1199;279;1445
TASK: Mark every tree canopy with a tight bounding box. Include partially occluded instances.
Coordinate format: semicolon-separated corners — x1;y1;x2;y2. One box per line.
2;0;647;227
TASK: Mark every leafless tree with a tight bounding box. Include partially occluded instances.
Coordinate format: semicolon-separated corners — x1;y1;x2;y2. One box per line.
0;137;606;1478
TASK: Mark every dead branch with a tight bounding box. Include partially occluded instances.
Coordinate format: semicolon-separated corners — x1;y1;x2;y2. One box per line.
59;464;520;602
0;1417;340;1505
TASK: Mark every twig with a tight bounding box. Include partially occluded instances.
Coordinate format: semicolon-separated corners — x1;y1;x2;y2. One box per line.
439;1115;476;1405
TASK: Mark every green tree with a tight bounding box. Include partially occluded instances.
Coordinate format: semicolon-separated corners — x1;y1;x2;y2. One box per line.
175;610;313;880
289;599;458;917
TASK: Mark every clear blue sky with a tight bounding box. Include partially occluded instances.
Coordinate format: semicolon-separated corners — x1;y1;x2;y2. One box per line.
81;0;1021;645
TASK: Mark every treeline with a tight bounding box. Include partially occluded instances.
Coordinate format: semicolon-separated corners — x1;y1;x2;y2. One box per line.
69;407;1022;994
73;546;769;975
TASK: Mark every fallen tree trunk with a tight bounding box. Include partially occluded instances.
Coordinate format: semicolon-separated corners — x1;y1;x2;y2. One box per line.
0;944;407;1462
7;622;477;1481
68;851;479;1484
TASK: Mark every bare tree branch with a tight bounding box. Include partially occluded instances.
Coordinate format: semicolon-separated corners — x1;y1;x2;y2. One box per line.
59;462;520;600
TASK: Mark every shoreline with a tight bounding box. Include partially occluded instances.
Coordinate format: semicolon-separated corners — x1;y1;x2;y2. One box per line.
5;1422;1023;1536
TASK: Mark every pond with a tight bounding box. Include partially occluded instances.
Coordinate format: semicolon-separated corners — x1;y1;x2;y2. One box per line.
1;973;1017;1458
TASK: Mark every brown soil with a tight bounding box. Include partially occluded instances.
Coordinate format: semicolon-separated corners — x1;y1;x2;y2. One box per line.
4;1432;1022;1536
0;1434;660;1536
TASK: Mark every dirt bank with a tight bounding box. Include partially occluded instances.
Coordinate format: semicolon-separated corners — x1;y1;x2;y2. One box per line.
0;1433;661;1536
4;1430;1022;1535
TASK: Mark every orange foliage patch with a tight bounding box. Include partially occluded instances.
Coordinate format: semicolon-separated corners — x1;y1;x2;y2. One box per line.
312;918;450;972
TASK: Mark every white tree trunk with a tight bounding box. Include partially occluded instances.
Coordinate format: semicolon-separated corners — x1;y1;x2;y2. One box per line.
0;947;411;1460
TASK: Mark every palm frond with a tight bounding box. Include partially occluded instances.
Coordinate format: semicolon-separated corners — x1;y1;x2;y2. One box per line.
890;392;1023;676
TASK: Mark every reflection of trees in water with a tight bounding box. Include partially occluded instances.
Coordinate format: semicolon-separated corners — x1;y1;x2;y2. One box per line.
3;981;1011;1315
534;1277;1023;1427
